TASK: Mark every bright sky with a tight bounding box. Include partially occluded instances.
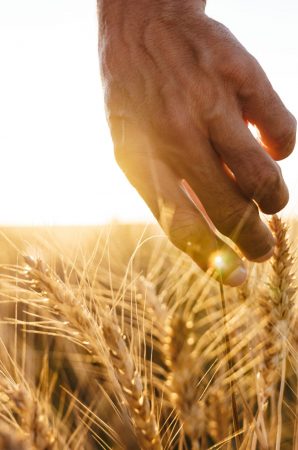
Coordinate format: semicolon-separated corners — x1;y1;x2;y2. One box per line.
0;0;297;225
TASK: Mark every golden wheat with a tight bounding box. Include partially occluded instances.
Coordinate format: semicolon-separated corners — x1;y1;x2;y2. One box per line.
0;219;296;449
0;368;56;449
23;254;163;450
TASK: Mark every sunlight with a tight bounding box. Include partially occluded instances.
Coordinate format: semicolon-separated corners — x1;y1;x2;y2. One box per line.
0;0;297;224
248;122;263;145
209;251;227;272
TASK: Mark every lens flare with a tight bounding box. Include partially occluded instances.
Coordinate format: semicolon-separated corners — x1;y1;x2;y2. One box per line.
209;251;227;272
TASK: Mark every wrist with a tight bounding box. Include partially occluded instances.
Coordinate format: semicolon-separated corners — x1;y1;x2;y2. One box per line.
98;0;206;35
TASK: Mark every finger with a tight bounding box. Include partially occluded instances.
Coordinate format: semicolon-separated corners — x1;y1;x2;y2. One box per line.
239;60;297;160
111;119;247;286
210;112;289;214
175;136;275;262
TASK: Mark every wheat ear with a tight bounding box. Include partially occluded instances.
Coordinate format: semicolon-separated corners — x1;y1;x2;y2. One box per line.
258;216;296;397
163;312;205;449
23;256;163;450
0;423;29;450
102;312;163;450
0;376;56;449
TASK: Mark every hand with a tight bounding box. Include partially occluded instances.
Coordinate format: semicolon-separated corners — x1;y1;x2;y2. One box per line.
98;0;296;286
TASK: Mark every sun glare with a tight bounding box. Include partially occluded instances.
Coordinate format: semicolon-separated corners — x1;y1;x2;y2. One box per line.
209;251;227;272
0;0;297;224
248;123;262;143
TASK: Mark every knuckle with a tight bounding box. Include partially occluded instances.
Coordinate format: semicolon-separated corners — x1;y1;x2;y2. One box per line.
237;57;267;98
220;52;257;90
267;166;288;201
237;160;263;199
216;48;248;82
215;203;258;237
256;166;289;213
223;57;250;84
244;162;288;211
216;203;273;260
261;165;283;193
274;115;297;159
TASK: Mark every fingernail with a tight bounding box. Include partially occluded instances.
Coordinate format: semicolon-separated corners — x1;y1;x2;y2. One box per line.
225;266;247;287
254;247;275;263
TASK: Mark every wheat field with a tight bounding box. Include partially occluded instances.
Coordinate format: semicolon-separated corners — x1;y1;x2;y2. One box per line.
0;217;297;449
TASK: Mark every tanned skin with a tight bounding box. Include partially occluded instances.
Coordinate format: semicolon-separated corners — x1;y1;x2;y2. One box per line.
97;0;296;285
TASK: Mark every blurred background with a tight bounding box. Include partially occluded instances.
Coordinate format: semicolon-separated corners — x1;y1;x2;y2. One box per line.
0;0;297;225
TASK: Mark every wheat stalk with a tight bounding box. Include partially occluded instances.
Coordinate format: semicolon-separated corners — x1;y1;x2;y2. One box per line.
258;216;296;398
23;255;163;450
254;216;296;448
0;220;297;448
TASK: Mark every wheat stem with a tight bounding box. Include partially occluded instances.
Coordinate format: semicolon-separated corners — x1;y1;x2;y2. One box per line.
275;339;287;450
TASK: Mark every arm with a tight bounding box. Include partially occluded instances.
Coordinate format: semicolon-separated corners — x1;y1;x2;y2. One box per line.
97;0;296;285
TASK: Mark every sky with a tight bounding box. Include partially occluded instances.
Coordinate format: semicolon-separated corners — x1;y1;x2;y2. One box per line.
0;0;297;225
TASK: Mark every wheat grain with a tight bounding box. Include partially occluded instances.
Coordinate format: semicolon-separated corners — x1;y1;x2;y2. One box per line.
0;423;29;450
163;312;206;448
0;375;56;450
258;216;296;398
23;255;163;450
0;220;297;448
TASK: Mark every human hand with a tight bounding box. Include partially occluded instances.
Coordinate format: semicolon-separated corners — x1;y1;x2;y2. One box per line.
98;0;296;286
